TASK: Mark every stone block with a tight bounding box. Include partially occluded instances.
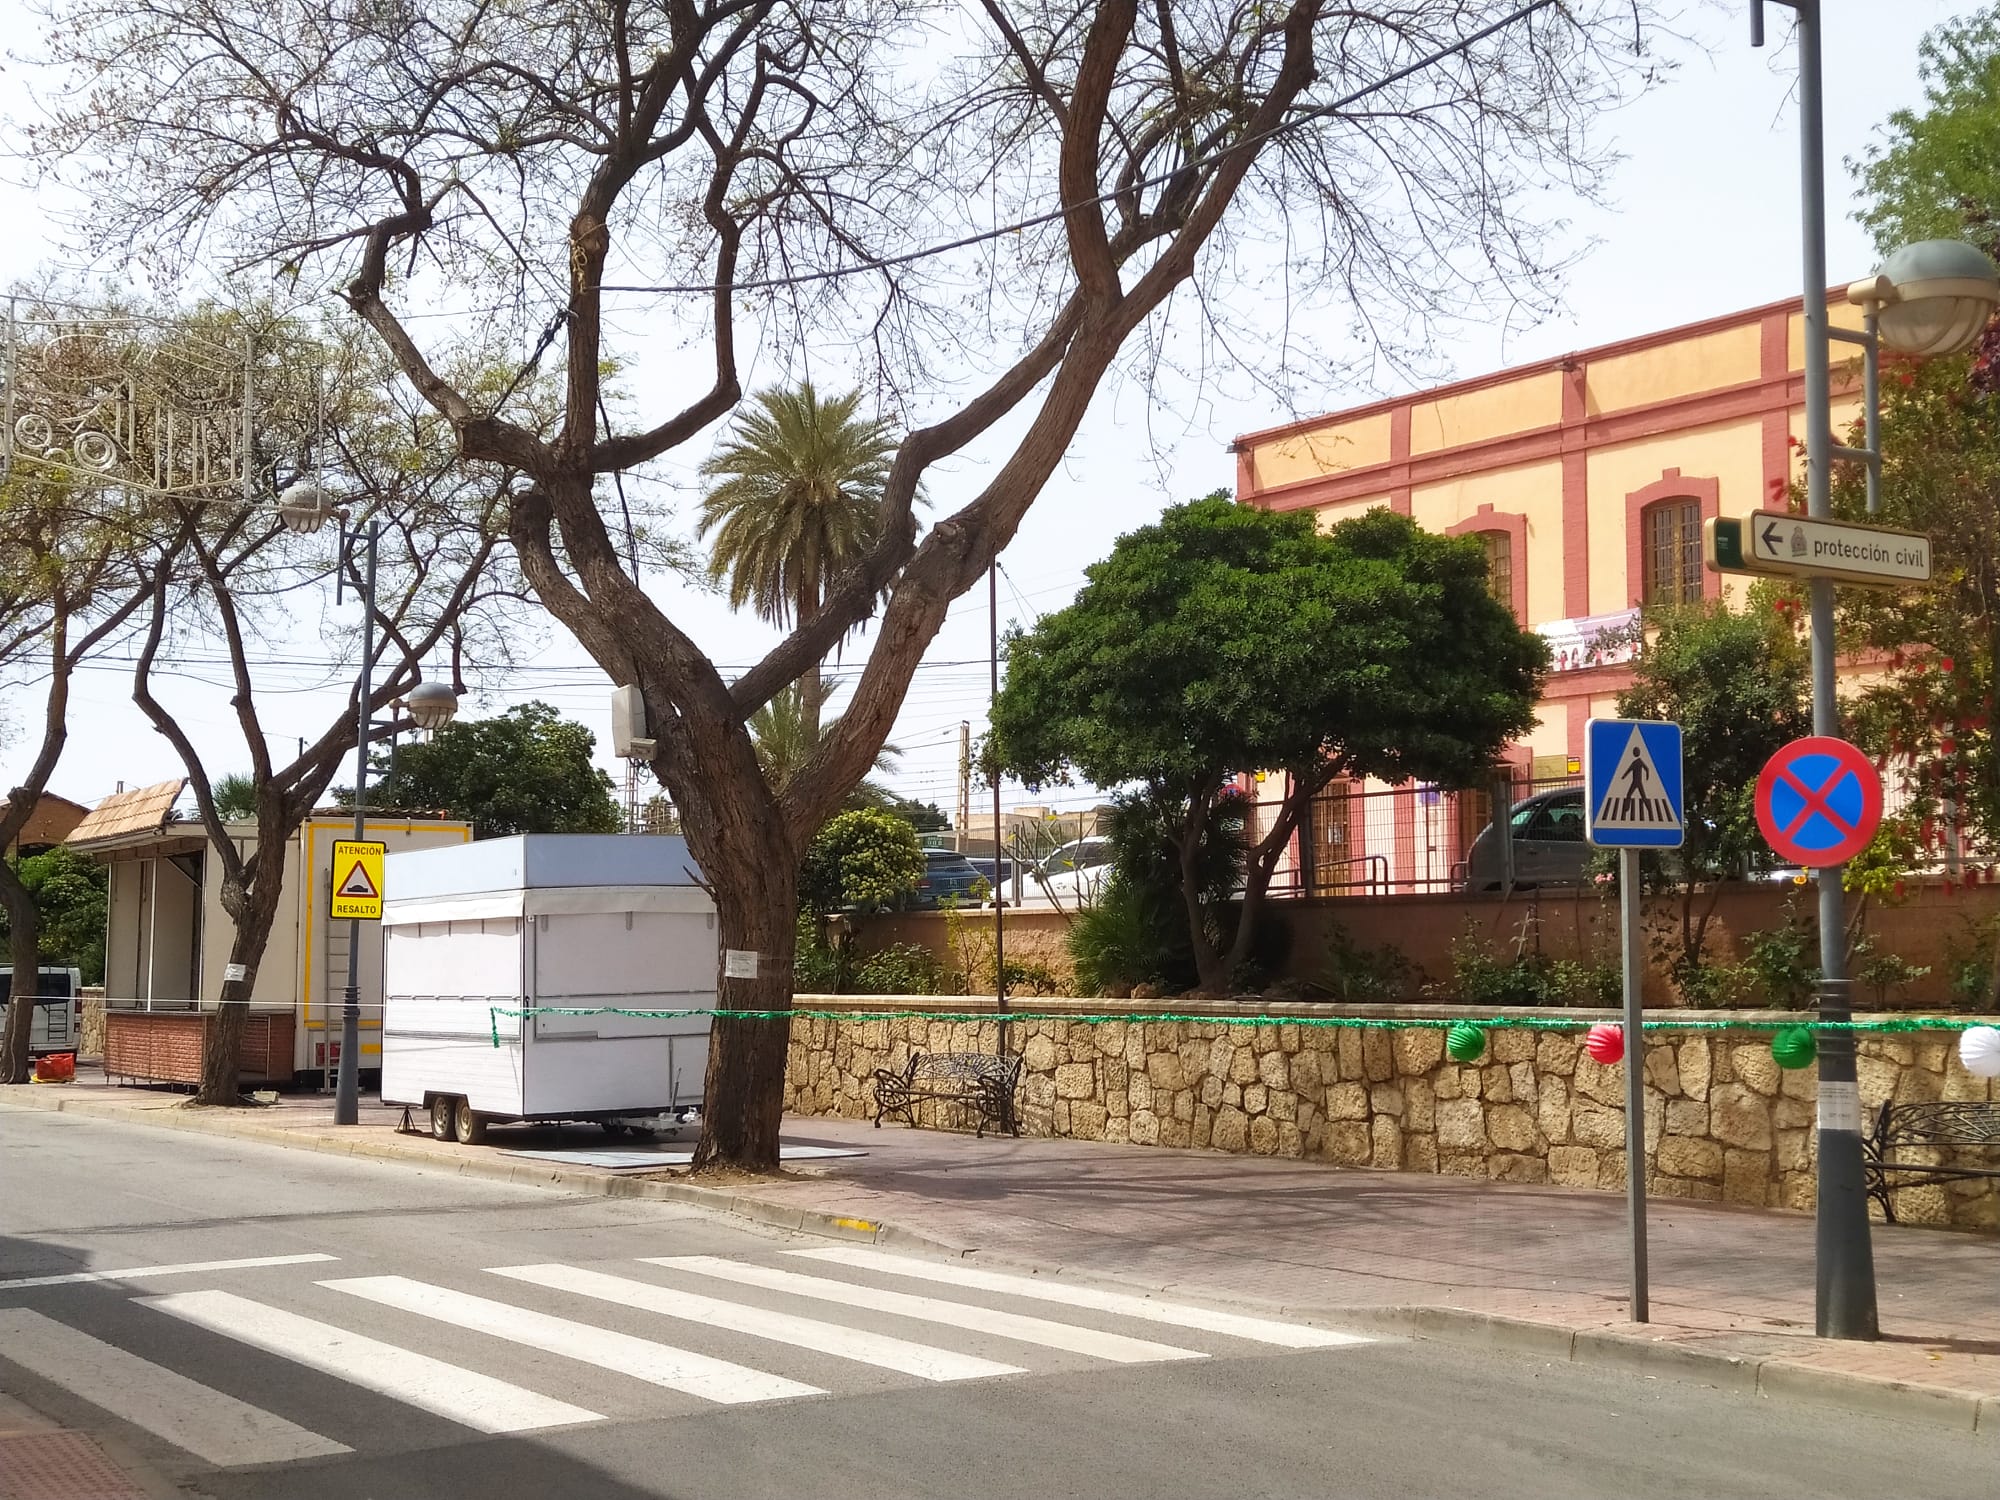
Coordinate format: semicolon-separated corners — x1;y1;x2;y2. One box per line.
1772;1095;1813;1129
1337;1029;1363;1080
1730;1044;1780;1098
1128;1109;1161;1146
1243;1083;1269;1116
1146;1052;1184;1092
1480;1065;1514;1104
1198;1074;1223;1108
1508;1062;1538;1105
1709;1083;1773;1150
1492;1027;1535;1064
1278;1121;1305;1158
1191;1104;1212;1148
1370;1116;1402;1169
1287;1049;1321;1088
1328;1082;1371;1121
1439;1152;1486;1179
1774;1127;1812;1174
1250;1115;1281;1156
1486;1104;1538;1153
1536;1032;1579;1076
1573;1055;1623;1106
1369;1083;1404;1116
1279;1023;1302;1055
1460;1067;1484;1099
1915;1040;1950;1074
1538;1075;1571;1145
1436;1098;1487;1150
1024;1073;1057;1109
1055;1062;1095;1100
1230;1046;1260;1085
1405;1078;1436;1133
1326;1120;1370;1164
1095;1020;1127;1057
1022;1034;1057;1071
1942;1066;1991;1102
1598;1154;1627;1190
1258;1049;1290;1092
1664;1097;1708;1136
1267;1089;1298;1123
1677;1040;1711;1101
1655;1134;1723;1180
1395;1028;1445;1075
1053;1100;1071;1134
1643;1045;1682;1097
1129;1074;1154;1113
1173;1089;1195;1122
1404;1134;1439;1173
1489;1153;1547;1184
1210;1105;1249;1152
1363;1030;1394;1082
1778;1061;1816;1100
1572;1101;1626;1150
1548;1145;1600;1187
1779;1170;1815;1212
1722;1147;1771;1205
1893;1067;1942;1106
1433;1067;1461;1101
1855;1053;1900;1107
1223;1082;1242;1108
1159;1116;1191;1149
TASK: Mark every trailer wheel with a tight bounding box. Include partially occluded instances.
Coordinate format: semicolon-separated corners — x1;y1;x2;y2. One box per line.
429;1097;455;1141
599;1121;629;1138
453;1097;488;1145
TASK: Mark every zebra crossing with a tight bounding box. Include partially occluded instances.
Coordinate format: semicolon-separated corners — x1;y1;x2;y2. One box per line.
0;1247;1375;1470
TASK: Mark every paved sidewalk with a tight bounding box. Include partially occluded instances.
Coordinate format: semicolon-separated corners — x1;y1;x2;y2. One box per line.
6;1070;1998;1432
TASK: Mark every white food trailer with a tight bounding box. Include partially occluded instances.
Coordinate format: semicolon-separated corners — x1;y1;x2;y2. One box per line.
379;834;717;1143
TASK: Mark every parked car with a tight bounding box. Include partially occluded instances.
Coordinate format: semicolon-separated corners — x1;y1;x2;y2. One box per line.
909;848;991;909
1461;787;1590;891
1026;836;1115;907
964;856;1024;892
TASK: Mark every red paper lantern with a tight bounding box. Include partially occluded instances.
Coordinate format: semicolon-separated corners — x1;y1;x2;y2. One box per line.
1585;1023;1624;1066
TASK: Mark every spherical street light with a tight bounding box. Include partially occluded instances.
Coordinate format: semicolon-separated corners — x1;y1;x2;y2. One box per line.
276;479;335;535
1852;239;2000;357
403;680;460;731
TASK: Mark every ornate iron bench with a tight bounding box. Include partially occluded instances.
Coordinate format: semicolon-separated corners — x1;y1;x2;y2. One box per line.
872;1051;1023;1138
1862;1101;2000;1222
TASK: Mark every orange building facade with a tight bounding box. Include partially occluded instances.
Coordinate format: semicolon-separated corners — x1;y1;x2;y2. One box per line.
1235;290;1865;893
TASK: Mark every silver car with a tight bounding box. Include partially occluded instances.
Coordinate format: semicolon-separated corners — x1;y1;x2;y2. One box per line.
1462;787;1590;892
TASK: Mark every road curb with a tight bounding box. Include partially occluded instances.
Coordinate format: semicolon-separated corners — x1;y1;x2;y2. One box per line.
7;1088;1993;1438
0;1090;966;1259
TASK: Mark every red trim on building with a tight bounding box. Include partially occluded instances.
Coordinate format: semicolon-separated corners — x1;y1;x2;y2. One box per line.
1566;698;1590;764
1445;504;1529;622
1388;405;1413;514
1624;469;1722;607
1759;312;1794;509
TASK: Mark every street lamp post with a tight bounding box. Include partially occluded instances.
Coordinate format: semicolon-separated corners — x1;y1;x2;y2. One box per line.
1754;1;2000;1340
278;481;458;1126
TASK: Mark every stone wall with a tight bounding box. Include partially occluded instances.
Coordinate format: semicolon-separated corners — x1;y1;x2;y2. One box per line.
785;997;2000;1232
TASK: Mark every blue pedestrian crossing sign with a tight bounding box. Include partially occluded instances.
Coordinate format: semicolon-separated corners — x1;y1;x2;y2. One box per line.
1585;718;1685;849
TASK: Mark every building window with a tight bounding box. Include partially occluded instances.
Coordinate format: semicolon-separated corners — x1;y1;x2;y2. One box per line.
1643;499;1702;605
1479;531;1513;609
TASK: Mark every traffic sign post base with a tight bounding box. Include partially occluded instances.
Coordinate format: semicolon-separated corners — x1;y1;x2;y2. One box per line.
1813;975;1880;1340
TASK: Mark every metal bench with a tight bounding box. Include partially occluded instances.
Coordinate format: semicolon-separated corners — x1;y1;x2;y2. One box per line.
1862;1101;2000;1222
872;1051;1023;1138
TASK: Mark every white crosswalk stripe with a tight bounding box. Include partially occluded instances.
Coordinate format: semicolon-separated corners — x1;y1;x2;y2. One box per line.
488;1263;1024;1382
786;1248;1371;1349
646;1256;1209;1365
0;1307;350;1467
323;1275;824;1405
141;1289;602;1433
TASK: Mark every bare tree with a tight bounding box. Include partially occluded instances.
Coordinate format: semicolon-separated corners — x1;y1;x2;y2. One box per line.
31;0;1667;1162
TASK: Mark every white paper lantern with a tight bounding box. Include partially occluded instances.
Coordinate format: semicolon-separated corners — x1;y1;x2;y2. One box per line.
1959;1026;2000;1080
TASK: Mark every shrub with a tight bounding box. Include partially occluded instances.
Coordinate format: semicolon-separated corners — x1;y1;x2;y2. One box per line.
799;808;926;915
848;943;945;996
1068;881;1183;996
1320;921;1416;1003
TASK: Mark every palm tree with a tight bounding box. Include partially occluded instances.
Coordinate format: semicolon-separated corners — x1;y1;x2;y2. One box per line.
697;383;897;738
749;684;898;800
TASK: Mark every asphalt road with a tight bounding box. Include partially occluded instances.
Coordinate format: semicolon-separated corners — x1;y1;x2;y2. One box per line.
0;1105;1991;1500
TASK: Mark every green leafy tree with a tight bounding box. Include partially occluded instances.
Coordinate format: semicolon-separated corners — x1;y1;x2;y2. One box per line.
1612;599;1811;979
0;846;108;984
361;702;620;838
991;495;1546;992
1853;7;2000;257
211;773;258;822
798;808;926;917
747;683;898;798
700;385;897;740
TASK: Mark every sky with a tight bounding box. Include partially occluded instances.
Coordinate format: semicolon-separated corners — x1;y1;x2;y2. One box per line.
0;1;1979;826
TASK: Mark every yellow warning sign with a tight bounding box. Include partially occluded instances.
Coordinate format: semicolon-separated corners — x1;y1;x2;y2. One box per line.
330;839;387;920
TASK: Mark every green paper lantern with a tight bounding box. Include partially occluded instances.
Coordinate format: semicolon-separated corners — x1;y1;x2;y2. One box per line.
1446;1022;1487;1063
1772;1025;1817;1070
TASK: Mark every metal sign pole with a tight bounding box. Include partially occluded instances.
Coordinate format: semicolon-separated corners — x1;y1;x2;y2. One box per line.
1619;846;1648;1323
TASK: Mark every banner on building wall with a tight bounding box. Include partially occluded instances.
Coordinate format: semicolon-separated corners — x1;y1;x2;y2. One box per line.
1535;608;1639;674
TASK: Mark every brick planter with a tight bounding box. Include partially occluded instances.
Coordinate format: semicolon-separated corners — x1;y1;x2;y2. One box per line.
102;1009;296;1087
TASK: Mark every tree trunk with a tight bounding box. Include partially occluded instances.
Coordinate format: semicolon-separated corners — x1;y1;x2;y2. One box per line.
196;881;282;1107
0;860;40;1084
692;859;799;1172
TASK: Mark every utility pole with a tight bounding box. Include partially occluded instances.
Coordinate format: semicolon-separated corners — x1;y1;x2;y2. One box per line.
956;720;971;844
1753;0;1878;1339
991;563;1007;1050
334;519;379;1128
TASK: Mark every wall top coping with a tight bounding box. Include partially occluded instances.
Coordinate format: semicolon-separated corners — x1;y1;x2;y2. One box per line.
791;994;1998;1028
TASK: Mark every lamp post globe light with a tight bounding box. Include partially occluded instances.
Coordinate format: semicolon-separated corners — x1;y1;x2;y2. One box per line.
1865;239;2000;357
275;479;335;535
403;680;459;732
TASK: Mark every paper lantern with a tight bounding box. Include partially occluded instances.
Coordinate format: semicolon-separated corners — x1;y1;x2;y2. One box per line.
1959;1025;2000;1079
1446;1022;1486;1063
1584;1023;1624;1066
1772;1025;1817;1071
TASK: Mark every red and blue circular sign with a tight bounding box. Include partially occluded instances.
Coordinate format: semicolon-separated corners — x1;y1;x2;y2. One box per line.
1754;736;1883;868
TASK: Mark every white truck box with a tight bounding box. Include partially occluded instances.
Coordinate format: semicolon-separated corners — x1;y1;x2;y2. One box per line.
379;835;715;1125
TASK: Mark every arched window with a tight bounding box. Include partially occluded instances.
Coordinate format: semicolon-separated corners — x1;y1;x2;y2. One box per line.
1642;497;1703;606
1444;505;1527;621
1480;530;1513;608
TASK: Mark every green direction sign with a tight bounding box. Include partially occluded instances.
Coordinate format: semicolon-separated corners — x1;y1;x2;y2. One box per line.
1704;512;1931;589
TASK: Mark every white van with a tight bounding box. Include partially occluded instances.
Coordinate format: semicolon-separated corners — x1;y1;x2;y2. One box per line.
0;966;85;1057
